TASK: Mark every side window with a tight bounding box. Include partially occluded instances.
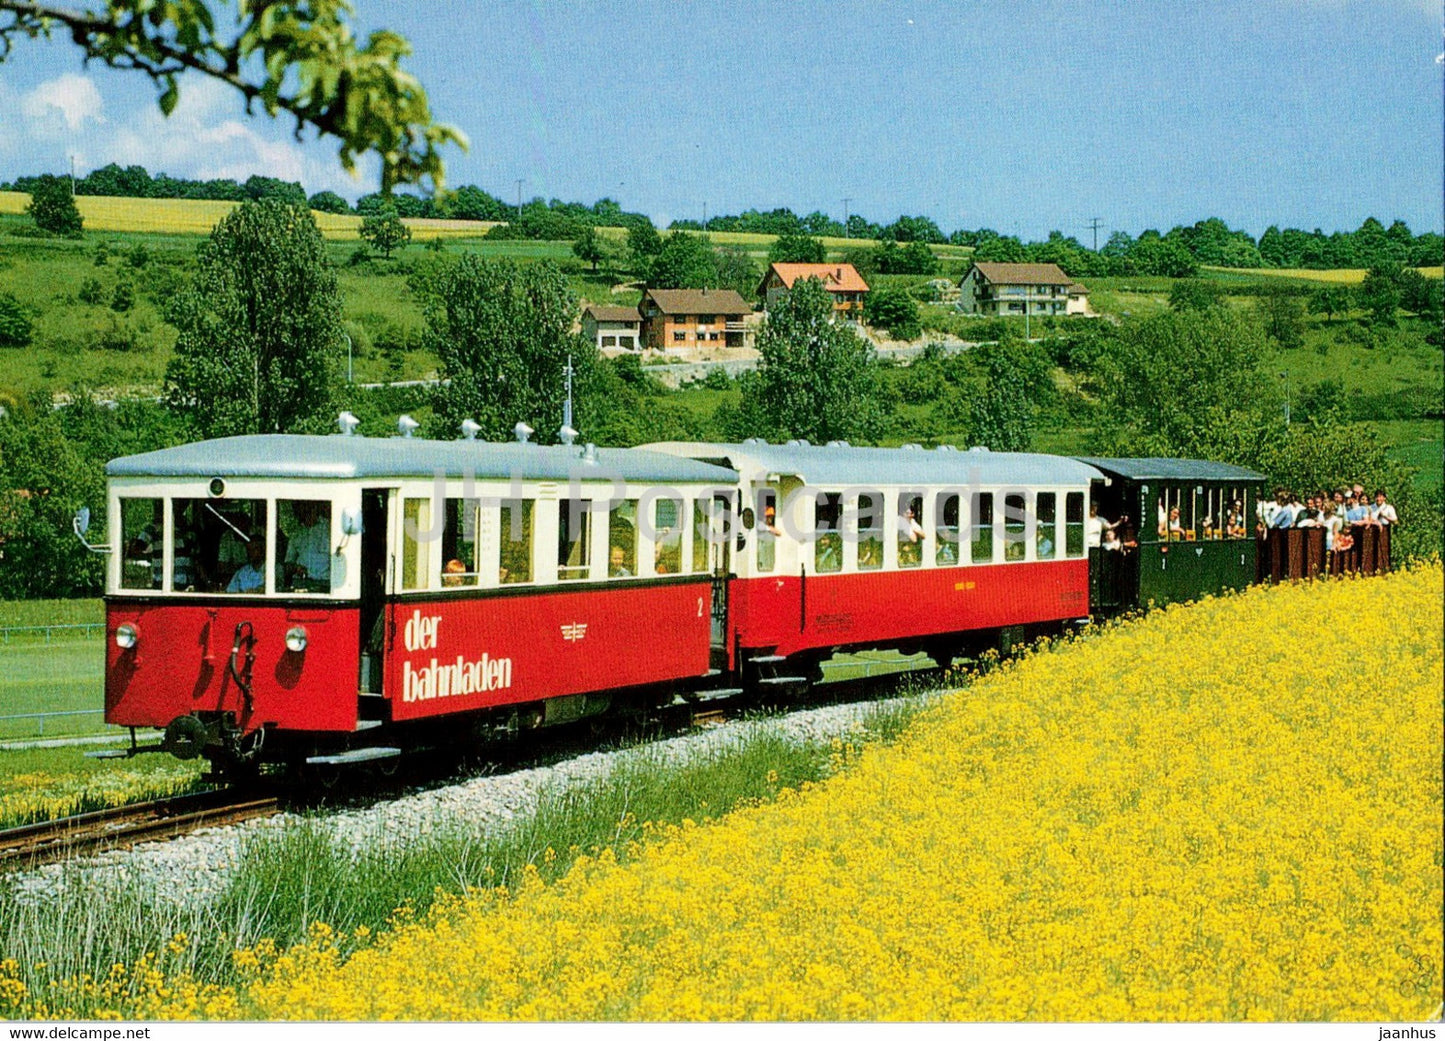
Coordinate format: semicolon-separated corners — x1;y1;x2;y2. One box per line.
1225;486;1248;539
654;497;684;575
279;499;332;593
857;493;882;571
755;488;778;574
120;497;163;591
499;499;533;584
897;492;924;568
215;499;268;594
443;498;479;587
1004;493;1026;561
608;499;638;578
1036;493;1057;560
691;499;710;574
970;493;993;564
558;499;592;581
936;493;961;567
814;492;842;573
170;498;206;591
400;498;430;591
1065;492;1085;558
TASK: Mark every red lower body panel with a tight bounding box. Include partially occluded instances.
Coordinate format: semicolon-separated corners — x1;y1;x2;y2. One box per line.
385;580;715;721
728;560;1089;657
106;601;360;734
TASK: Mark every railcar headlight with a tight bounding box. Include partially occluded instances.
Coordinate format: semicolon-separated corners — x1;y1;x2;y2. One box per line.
115;623;138;650
285;626;309;653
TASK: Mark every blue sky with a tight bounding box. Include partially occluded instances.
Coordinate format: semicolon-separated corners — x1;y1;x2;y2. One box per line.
1;0;1440;240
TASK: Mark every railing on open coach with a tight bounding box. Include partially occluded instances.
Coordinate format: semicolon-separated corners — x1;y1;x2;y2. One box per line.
1256;525;1391;583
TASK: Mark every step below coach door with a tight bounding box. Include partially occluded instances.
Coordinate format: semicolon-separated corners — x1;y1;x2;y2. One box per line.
358;489;389;693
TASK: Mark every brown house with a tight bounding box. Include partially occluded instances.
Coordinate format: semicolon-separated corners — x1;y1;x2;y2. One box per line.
639;288;752;352
958;262;1089;316
758;263;870;317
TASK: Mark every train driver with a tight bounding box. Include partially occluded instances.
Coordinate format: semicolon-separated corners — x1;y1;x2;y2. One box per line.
284;500;331;591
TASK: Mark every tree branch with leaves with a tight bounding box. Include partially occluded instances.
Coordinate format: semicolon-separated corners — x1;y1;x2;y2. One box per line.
0;0;465;191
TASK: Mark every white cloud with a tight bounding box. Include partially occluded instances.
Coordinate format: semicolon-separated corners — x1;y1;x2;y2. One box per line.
21;73;104;135
96;76;368;196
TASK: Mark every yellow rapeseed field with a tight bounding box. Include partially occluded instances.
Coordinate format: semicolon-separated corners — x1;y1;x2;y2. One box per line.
6;565;1441;1021
1204;264;1445;284
0;192;496;240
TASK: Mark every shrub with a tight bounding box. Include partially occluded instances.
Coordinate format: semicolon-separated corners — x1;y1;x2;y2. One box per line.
0;292;33;348
26;174;83;237
110;281;134;313
78;277;106;305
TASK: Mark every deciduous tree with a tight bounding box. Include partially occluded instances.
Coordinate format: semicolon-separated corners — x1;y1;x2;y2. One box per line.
359;205;410;258
25;173;82;236
164;201;341;437
738;277;886;444
572;225;604;272
768;233;826;264
419;256;595;442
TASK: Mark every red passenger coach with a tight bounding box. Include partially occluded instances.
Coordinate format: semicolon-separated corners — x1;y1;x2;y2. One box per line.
645;442;1102;679
97;432;736;776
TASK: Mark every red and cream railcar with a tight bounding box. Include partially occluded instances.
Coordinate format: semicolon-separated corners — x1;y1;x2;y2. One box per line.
646;441;1104;679
100;433;738;774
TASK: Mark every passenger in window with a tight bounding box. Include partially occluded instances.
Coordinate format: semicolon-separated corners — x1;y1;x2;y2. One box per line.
172;501;205;590
1101;525;1123;552
1036;526;1054;557
443;558;467;587
1085;503;1124;549
1165;506;1185;540
762;504;781;536
898;504;925;566
227;537;266;593
1226;500;1247;539
284;502;330;591
127;502;164;587
610;545;633;577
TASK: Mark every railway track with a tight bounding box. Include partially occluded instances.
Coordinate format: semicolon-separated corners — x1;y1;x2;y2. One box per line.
0;789;280;869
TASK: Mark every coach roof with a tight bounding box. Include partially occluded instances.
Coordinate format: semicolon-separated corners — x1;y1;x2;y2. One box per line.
1076;457;1266;483
643;441;1103;487
107;435;739;484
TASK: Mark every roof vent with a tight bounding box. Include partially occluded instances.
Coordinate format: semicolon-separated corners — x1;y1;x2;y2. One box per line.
785;438;810;447
513;421;534;444
459;419;481;441
336;412;361;437
743;437;767;446
901;443;923;451
935;444;958;452
968;445;990;453
825;440;850;448
558;424;579;446
397;415;420;438
581;442;598;464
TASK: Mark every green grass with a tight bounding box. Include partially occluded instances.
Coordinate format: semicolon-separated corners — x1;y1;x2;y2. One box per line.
0;635;105;740
0;599;102;627
0;694;934;1013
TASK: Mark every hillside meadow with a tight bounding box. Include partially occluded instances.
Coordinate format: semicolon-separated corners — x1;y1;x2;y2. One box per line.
4;563;1438;1021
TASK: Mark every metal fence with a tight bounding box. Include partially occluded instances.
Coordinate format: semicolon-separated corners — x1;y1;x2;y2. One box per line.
0;708;107;741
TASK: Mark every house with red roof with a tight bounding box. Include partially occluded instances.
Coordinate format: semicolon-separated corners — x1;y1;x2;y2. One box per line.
758;263;870;318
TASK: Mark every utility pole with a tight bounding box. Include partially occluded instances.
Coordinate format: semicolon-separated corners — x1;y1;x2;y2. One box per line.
702;201;707;229
69;154;76;197
1087;217;1102;252
842;197;853;236
515;179;523;222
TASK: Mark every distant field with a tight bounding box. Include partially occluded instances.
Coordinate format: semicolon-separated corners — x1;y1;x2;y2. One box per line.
1203;265;1445;284
0;191;499;240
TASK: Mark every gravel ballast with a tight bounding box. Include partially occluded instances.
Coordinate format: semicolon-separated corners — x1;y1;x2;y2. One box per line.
6;697;927;907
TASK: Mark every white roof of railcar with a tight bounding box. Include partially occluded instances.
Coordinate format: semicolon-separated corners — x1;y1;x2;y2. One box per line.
107;435;740;484
642;441;1103;487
